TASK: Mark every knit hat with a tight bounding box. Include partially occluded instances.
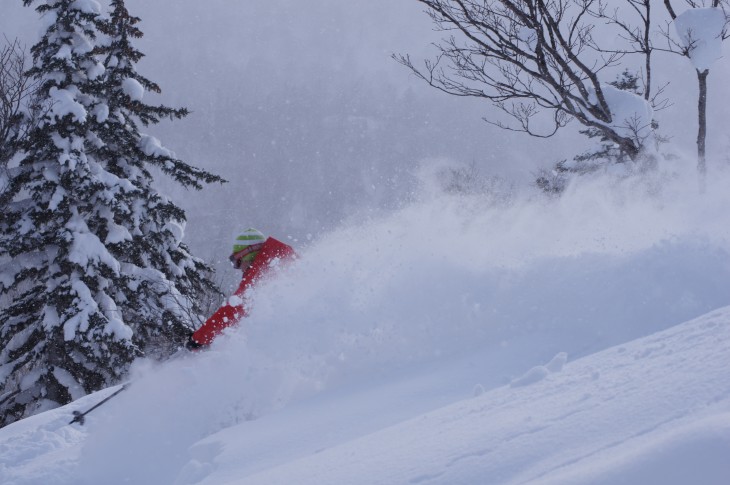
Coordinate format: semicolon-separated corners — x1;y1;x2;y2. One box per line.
231;228;266;262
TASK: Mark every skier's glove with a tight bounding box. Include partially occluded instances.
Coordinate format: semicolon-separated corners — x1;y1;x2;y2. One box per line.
185;334;204;351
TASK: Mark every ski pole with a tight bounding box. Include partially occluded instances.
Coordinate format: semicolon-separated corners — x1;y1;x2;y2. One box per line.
69;383;131;425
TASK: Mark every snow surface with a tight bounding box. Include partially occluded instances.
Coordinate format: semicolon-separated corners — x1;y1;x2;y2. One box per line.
2;162;730;484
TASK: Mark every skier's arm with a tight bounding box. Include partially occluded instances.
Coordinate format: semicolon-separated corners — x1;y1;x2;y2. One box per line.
189;303;246;347
188;238;297;348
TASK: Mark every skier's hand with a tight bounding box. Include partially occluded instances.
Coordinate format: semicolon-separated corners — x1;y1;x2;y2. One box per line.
185;334;204;351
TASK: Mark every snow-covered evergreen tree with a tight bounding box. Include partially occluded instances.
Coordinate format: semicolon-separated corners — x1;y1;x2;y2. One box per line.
93;0;224;354
0;0;223;427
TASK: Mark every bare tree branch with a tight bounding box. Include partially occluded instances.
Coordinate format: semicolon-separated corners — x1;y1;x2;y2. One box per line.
0;37;46;168
396;0;653;159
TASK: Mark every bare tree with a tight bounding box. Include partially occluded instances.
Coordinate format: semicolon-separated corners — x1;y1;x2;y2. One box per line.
0;37;44;168
588;0;670;106
661;0;728;178
395;0;656;162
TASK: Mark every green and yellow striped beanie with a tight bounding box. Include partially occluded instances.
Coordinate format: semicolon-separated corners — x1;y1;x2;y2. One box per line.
232;228;266;261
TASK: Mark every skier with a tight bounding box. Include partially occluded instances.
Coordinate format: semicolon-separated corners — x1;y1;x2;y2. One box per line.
186;228;296;349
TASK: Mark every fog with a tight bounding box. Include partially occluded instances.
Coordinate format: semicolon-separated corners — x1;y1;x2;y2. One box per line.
2;0;729;284
122;0;549;268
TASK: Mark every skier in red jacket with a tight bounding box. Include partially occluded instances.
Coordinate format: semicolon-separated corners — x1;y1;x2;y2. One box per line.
186;228;296;349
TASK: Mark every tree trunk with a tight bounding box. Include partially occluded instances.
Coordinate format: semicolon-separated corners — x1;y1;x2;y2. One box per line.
697;69;708;179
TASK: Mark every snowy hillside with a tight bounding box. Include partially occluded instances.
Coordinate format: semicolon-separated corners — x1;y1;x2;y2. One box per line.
2;164;730;484
187;307;730;485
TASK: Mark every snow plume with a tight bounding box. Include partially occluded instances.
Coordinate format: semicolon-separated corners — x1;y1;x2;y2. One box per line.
76;160;730;484
78;354;258;484
241;163;730;379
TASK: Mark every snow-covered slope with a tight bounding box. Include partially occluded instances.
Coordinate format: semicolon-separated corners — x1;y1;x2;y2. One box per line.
192;307;730;485
2;306;729;485
2;165;730;484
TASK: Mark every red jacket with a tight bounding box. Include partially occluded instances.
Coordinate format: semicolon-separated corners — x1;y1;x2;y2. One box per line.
190;237;296;346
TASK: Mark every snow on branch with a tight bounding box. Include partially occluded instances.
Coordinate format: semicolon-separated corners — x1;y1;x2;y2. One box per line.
673;7;726;71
